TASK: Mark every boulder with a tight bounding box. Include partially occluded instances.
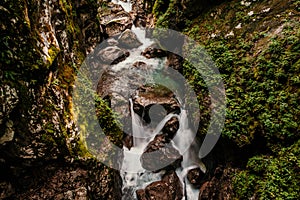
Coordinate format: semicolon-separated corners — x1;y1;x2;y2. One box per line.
136;170;183;200
132;61;149;69
199;167;237;200
106;38;119;46
187;167;205;187
123;134;133;150
162;117;179;139
166;53;184;73
132;85;180;120
140;134;182;172
97;46;129;64
141;43;167;59
118;29;142;49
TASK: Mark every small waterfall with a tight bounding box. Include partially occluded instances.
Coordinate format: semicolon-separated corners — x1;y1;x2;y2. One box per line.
108;1;207;199
129;98;147;147
121;99;178;199
121;99;205;199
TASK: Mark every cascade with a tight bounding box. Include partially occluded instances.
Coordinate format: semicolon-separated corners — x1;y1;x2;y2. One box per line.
105;1;206;199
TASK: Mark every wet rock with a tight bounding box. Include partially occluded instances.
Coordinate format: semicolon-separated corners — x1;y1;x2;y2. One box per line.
137;170;183;200
142;43;167;58
199;167;237;200
131;0;149;27
0;84;18;125
162;117;179;139
187;167;205;187
166;53;184;73
98;46;129;64
133;16;147;27
133;85;180;120
55;187;87;200
141;134;182;171
147;104;168;128
105;19;133;36
132;61;149;69
106;38;119;46
98;2;132;36
76;1;104;54
123;187;136;200
136;189;147;200
123;134;133;150
118;29;142;49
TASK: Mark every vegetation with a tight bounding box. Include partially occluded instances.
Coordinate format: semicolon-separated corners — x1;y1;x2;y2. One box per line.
233;139;300;199
150;0;300;198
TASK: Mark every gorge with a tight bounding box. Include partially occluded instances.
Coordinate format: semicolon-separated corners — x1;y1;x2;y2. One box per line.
1;0;299;199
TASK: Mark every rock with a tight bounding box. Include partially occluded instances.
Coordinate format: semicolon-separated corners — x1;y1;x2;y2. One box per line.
162;117;179;139
136;189;147;200
198;167;237;200
132;85;180;120
137;170;183;200
106;38;119;46
132;61;149;69
141;134;182;172
0;84;18;125
187;167;205;187
76;2;105;54
131;0;150;28
74;187;88;200
97;46;129;64
98;2;132;36
0;0;123;198
133;16;147;27
8;160;122;199
141;43;167;58
123;187;136;200
166;53;184;73
118;29;142;49
123;134;133;150
105;19;133;36
0;120;15;144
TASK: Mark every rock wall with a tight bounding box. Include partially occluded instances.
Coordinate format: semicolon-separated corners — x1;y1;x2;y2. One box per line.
0;0;123;199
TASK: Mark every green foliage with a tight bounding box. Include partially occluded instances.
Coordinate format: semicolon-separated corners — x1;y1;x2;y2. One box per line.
94;95;123;147
152;0;170;17
154;0;300;198
73;68;123;158
234;139;300;199
154;0;185;29
191;21;300;147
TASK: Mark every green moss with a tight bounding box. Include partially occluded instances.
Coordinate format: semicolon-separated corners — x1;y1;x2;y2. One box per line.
47;45;60;67
152;0;170;18
153;0;300;198
234;139;300;199
94;95;123;147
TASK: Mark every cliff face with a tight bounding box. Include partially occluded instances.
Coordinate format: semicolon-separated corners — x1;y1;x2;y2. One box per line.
0;0;122;199
148;0;300;199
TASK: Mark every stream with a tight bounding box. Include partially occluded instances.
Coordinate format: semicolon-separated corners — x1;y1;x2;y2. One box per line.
106;1;206;199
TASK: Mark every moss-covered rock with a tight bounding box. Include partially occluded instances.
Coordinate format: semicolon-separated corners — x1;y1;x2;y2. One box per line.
0;0;124;198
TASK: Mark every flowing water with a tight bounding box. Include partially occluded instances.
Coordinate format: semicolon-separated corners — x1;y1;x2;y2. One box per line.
107;1;206;199
121;99;205;199
111;0;133;12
